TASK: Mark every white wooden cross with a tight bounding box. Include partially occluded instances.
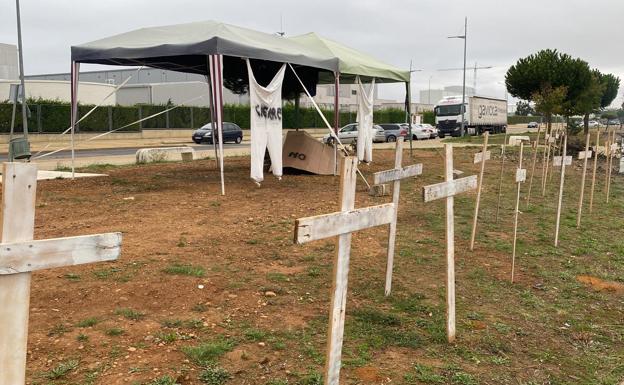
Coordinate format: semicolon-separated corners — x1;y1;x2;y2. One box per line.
293;157;394;385
0;162;122;383
511;142;526;283
371;137;422;296
422;144;477;343
470;132;489;251
576;130;593;228
554;134;568;247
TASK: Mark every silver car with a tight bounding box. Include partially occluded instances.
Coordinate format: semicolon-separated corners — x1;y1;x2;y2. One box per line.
323;123;385;144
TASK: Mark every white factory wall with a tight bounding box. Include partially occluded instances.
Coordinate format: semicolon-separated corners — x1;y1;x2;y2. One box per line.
0;43;19;80
0;80;117;105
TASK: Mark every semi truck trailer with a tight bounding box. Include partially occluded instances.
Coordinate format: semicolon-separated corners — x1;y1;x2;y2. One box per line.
434;95;508;137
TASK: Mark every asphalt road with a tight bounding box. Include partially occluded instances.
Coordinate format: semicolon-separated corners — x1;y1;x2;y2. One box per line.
0;143;249;161
1;126;536;162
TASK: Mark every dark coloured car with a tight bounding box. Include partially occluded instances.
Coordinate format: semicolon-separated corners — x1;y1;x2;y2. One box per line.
527;122;538;128
378;123;408;142
192;122;243;144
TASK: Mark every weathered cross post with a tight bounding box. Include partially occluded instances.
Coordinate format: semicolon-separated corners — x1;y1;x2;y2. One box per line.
294;157;394;385
553;135;570;247
469;132;489;251
511;141;527;283
576;131;593;228
422;144;477;343
525;126;542;208
0;162;122;383
589;127;600;213
371;138;422;296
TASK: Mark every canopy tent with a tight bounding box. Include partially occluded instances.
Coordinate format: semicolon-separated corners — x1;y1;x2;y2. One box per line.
68;20;412;193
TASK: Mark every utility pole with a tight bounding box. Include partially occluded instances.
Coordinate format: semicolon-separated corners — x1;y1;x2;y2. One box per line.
448;17;468;136
461;17;467;137
16;0;28;139
428;75;433;104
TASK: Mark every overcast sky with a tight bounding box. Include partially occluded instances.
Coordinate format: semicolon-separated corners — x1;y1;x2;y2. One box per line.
1;0;622;107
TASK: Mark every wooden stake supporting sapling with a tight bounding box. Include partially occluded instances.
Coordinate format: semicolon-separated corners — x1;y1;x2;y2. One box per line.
576;130;593;228
589;127;600;213
371;138;423;296
606;130;617;202
553;135;570;247
293;157;395;385
526;126;542;208
495;133;508;223
511;141;527;283
470;132;489;251
542;132;555;196
0;162;122;383
422;144;477;343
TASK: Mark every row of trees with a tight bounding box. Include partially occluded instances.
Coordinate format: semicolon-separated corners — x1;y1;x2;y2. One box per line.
505;49;620;132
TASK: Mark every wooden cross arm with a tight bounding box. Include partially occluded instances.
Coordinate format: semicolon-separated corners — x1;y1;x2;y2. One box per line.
373;164;423;185
0;232;122;274
473;150;491;164
294;204;394;244
422;175;478;202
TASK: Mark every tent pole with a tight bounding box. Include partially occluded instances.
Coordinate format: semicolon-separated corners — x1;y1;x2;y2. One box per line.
206;56;219;168
334;72;340;175
209;54;226;195
70;61;80;179
406;81;413;157
294;93;300;131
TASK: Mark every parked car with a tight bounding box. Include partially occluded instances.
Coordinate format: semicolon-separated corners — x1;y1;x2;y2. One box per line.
422;123;438;138
588;120;601;128
378;123;408;142
607;119;621;126
192;122;243;144
323;123;385;145
409;124;431;140
527;122;539;128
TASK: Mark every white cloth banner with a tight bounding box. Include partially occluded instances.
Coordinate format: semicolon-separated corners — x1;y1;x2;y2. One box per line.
356;76;375;163
247;60;287;183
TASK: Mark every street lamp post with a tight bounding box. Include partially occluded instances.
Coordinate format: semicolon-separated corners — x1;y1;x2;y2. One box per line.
448;17;468;137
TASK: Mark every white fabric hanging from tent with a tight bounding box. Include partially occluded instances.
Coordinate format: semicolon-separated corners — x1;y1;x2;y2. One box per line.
356;76;375;163
247;60;287;184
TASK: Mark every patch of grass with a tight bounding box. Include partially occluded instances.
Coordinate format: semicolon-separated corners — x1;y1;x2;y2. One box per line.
198;365;231;385
243;327;267;341
352;308;402;326
77;317;99;328
148;375;181;385
156;331;179;344
48;323;70;337
181;338;236;366
93;266;122;279
77;333;89;342
297;371;323;385
163;263;205;277
192;303;208;313
47;359;79;379
115;308;145;321
63;273;81;281
266;272;288;282
105;327;125;337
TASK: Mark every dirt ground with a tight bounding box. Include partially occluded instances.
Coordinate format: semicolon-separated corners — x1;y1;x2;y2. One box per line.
10;143;624;385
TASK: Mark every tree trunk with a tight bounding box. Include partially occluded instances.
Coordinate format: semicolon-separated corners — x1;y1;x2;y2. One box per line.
583;113;589;134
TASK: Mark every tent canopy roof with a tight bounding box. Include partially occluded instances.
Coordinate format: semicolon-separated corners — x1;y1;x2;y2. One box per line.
71;20;409;85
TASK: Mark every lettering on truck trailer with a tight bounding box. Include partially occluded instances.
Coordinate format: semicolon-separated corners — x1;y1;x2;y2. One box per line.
477;104;499;119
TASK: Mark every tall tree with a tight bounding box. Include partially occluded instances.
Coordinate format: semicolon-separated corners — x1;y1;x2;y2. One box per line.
515;100;535;116
505;49;569;130
532;85;566;129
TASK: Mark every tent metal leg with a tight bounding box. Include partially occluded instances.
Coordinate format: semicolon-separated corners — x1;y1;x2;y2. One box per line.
208;54;226;195
70;61;80;179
